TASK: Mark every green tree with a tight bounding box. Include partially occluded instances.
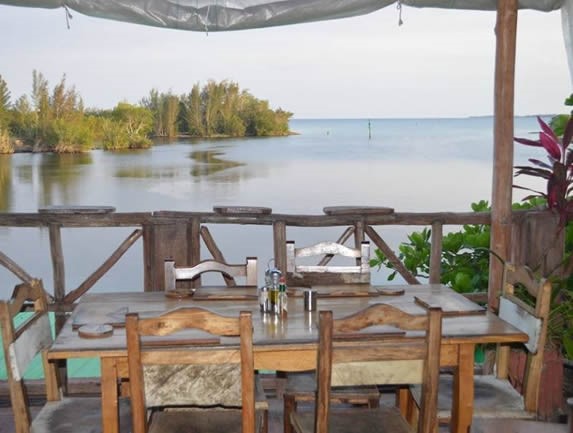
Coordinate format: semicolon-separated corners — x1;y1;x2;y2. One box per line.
162;93;179;139
11;95;36;142
32;70;51;142
0;74;11;130
109;102;153;149
184;84;204;137
140;89;163;137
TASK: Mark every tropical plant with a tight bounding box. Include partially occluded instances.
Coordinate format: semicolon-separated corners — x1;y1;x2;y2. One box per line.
513;114;573;228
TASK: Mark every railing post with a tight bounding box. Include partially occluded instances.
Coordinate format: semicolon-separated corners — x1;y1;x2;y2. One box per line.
273;221;287;275
48;223;66;332
188;217;202;288
429;221;443;284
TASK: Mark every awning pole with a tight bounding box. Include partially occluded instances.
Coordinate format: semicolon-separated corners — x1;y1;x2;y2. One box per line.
489;0;518;310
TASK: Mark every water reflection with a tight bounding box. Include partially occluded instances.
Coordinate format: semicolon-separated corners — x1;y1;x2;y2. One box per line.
189;150;243;178
115;167;182;178
37;153;92;207
0;155;12;211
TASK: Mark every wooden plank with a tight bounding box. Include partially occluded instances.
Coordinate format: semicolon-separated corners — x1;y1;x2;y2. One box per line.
39;205;116;214
498;297;541;353
317;226;353;266
9;315;52;381
213;206;272;215
323;206;394;216
414;294;485;317
193;287;258;301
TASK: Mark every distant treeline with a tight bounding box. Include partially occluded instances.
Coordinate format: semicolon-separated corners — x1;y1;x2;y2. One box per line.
0;71;292;153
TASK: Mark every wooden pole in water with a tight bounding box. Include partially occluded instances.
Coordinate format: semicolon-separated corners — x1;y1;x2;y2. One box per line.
489;0;517;310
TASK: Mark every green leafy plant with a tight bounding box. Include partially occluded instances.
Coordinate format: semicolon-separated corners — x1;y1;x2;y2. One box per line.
370;200;491;293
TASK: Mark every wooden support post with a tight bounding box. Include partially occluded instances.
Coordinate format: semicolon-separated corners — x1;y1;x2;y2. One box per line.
188;217;201;288
429;221;443;284
48;223;65;330
489;0;518;310
273;221;287;275
143;223;154;292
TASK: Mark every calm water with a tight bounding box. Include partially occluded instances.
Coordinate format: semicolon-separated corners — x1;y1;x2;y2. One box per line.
0;117;547;296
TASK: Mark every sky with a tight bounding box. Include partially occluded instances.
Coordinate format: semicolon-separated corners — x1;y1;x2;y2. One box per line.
0;3;571;119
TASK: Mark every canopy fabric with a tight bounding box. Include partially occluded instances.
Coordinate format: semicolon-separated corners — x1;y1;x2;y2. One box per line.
0;0;564;32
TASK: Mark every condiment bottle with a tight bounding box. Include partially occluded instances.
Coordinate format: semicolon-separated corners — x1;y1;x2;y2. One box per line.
278;275;288;317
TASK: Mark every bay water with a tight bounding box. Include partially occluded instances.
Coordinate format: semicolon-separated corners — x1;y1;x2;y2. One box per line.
0;116;548;295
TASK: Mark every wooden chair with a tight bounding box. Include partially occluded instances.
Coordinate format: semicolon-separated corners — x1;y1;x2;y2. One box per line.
409;263;552;423
0;279;131;433
164;257;258;290
283;239;376;429
126;307;267;433
285;240;370;286
288;303;443;433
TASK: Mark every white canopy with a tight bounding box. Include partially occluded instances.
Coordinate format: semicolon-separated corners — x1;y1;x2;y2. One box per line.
0;0;564;32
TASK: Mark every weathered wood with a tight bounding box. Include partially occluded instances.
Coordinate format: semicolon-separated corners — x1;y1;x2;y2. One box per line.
164;258;258;290
213;205;272;215
48;223;66;338
323;206;394;216
273;220;287;275
286;240;370;286
151;221;188;291
365;225;420;285
49;223;65;303
142;223;154;292
38;205;116;214
489;0;518;311
306;304;442;433
126;308;258;433
64;229;143;304
200;226;235;287
317;226;353;266
188;217;201;288
0;250;33;284
429;221;443;284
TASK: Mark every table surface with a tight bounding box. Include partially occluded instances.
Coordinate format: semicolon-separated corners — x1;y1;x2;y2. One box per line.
49;284;528;359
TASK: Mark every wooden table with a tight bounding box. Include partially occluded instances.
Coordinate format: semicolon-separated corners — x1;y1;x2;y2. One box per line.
48;284;528;433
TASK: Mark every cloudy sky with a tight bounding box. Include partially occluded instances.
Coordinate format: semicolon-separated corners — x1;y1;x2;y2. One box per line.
0;3;570;118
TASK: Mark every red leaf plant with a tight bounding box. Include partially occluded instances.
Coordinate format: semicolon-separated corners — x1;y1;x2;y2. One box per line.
514;115;573;228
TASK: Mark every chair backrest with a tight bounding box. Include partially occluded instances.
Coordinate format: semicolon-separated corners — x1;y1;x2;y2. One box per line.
497;263;552;413
0;279;59;433
285;240;370;286
315;303;443;433
126;307;256;433
164;257;258;290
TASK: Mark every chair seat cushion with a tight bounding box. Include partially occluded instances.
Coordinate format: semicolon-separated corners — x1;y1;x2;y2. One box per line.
149;407;265;433
31;397;131;433
410;374;535;420
285;372;380;402
290;407;412;433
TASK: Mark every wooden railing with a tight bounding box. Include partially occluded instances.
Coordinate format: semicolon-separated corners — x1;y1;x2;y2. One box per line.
0;205;562;327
